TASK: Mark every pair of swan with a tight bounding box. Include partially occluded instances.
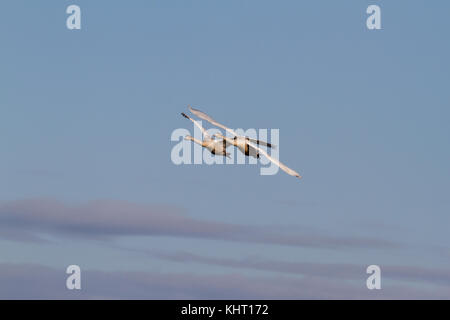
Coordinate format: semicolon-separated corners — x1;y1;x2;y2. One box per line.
181;106;301;179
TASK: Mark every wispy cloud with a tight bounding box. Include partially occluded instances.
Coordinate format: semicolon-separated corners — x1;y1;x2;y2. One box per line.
0;198;396;249
146;250;450;288
0;226;49;244
1;263;449;299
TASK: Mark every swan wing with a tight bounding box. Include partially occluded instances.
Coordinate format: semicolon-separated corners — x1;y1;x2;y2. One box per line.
246;138;276;149
188;106;239;137
181;112;210;139
189;106;274;148
247;141;302;179
218;134;301;179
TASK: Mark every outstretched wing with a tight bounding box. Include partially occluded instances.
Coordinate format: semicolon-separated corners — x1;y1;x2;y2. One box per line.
246;137;275;149
181;112;210;139
247;140;302;179
188;106;238;137
188;106;275;148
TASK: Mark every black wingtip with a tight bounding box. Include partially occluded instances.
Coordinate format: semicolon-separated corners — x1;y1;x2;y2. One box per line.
181;112;188;119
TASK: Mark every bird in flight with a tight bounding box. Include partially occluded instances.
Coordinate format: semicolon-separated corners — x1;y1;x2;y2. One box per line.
181;112;230;158
181;106;302;179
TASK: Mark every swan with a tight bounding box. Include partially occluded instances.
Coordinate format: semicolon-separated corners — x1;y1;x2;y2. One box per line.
188;106;275;149
181;112;230;158
187;106;302;179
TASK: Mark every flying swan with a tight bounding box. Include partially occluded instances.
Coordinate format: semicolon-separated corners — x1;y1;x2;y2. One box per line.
185;106;302;179
181;112;230;158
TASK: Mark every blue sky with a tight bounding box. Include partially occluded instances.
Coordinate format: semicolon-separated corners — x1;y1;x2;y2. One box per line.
1;0;450;298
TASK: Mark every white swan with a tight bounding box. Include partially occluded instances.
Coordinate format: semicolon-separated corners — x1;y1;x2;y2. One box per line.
187;106;302;179
188;106;275;149
181;112;230;158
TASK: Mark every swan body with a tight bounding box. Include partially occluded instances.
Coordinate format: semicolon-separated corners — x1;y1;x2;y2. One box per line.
181;113;230;158
184;135;230;157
